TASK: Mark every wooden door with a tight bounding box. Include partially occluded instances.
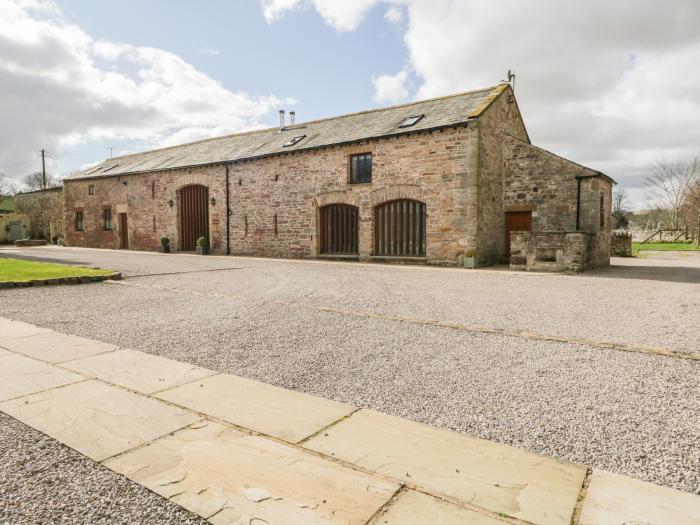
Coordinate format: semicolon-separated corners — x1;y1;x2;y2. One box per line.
179;185;209;251
504;211;532;257
374;199;426;257
119;213;128;249
319;204;359;255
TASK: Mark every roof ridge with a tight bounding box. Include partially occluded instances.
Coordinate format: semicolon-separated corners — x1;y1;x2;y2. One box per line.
102;84;504;164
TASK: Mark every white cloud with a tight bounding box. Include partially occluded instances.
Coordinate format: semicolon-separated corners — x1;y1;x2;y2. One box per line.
383;5;403;24
261;0;379;32
198;47;220;56
372;69;409;104
0;0;288;182
262;0;700;208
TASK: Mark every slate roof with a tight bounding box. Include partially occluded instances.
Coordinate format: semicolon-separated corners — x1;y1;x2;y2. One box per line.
68;84;508;181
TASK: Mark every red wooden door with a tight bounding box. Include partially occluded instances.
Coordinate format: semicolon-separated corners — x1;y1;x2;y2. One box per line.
504;211;532;257
119;213;128;249
179;185;209;251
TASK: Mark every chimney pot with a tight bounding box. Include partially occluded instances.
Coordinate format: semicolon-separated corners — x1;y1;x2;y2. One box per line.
289;111;296;126
278;109;285;130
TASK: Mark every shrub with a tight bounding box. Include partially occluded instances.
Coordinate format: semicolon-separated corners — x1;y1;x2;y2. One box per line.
196;236;209;247
160;236;170;246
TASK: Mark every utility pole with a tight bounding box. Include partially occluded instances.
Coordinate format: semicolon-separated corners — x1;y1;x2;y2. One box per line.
41;149;46;189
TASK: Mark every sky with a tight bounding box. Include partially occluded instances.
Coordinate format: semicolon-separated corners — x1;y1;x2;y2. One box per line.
1;0;699;209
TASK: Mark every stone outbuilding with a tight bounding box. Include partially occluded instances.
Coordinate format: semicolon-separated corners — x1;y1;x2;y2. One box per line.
63;84;614;271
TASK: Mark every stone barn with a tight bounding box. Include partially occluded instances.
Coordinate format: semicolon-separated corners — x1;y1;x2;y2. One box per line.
63;84;614;271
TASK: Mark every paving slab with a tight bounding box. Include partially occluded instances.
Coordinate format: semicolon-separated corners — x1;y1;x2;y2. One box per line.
0;317;53;339
63;348;216;394
579;469;700;525
373;490;508;524
304;409;586;525
0;353;84;401
0;379;199;461
156;373;354;443
105;420;397;525
0;332;117;363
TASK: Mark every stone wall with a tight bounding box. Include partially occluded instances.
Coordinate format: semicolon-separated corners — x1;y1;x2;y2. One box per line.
509;231;590;272
611;232;632;257
475;86;530;265
64;125;479;264
14;187;63;241
503;137;612;268
0;213;31;242
63;167;228;253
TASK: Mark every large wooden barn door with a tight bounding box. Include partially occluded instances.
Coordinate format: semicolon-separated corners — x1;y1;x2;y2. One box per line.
179;185;209;251
374;199;426;257
319;204;359;255
504;211;532;257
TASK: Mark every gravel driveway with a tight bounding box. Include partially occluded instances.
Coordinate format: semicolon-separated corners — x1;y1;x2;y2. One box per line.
0;246;698;522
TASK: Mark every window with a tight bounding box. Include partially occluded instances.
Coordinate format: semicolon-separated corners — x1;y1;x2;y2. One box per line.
398;114;424;128
88;185;95;196
600;193;605;228
349;153;372;184
282;135;305;147
75;211;84;231
103;208;112;230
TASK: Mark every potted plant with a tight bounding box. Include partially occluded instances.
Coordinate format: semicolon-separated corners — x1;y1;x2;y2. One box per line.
56;234;64;247
196;236;209;255
463;249;477;269
158;236;170;253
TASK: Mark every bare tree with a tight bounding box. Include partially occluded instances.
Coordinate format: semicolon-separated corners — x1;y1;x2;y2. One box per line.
612;188;629;229
682;180;700;243
0;173;17;207
645;157;699;230
23;171;59;191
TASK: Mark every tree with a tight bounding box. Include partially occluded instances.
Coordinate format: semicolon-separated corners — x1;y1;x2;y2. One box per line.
644;157;699;230
681;180;700;244
0;173;16;207
612;188;630;230
23;171;59;191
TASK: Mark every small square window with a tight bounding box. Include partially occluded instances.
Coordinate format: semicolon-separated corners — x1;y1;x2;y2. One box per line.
75;211;84;232
103;208;112;231
398;114;424;128
88;185;95;196
349;153;372;184
282;135;305;147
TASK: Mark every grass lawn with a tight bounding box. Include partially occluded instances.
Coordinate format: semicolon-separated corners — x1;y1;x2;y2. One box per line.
0;258;114;282
632;242;700;256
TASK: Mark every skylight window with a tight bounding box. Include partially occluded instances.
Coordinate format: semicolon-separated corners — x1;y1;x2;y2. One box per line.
282;135;306;147
398;114;424;128
101;164;119;172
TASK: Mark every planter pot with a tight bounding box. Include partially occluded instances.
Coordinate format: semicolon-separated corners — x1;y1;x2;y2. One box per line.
158;244;170;253
196;245;209;255
463;255;477;269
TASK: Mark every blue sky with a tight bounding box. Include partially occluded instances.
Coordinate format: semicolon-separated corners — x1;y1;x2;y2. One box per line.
1;0;700;209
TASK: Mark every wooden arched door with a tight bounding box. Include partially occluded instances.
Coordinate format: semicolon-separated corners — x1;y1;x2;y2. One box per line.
319;204;359;255
374;199;426;257
179;185;209;251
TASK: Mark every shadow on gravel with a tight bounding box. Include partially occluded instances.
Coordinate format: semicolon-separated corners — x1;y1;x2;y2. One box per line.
587;265;700;284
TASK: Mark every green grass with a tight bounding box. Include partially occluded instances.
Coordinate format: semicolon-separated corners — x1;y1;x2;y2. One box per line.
632;241;700;256
0;258;114;283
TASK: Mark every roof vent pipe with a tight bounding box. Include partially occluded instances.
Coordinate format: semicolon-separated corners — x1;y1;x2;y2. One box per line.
289;111;295;126
278;109;285;131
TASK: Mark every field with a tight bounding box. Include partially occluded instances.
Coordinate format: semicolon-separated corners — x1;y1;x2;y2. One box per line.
632;241;700;256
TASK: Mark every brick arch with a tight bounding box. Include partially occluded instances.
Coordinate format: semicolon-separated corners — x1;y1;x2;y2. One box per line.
369;184;429;207
314;191;361;208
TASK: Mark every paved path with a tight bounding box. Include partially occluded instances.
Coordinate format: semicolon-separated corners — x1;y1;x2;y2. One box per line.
1;317;698;524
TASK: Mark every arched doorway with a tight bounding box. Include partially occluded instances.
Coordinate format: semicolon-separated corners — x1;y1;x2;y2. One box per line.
319;203;359;255
374;199;426;257
179;185;209;251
